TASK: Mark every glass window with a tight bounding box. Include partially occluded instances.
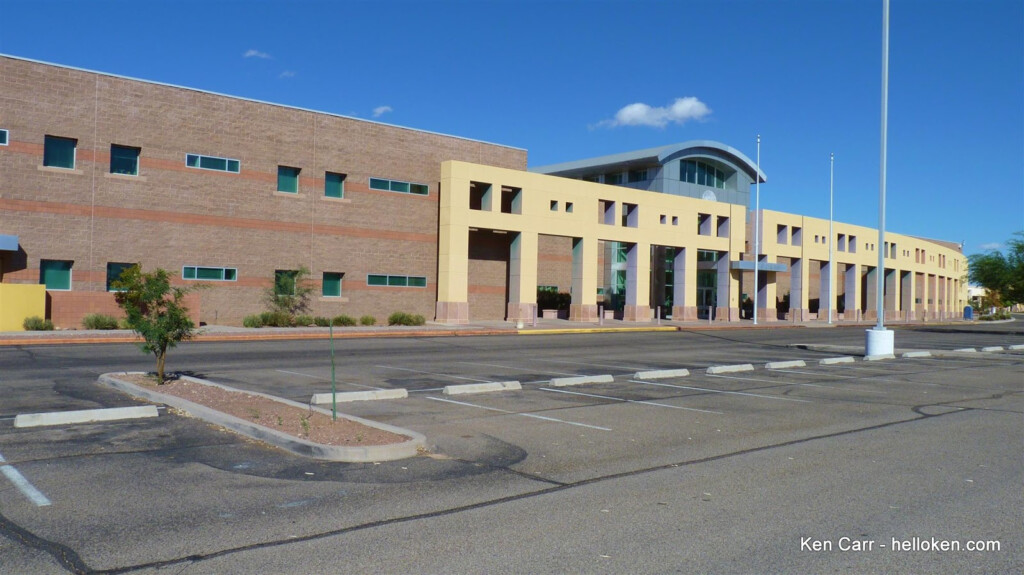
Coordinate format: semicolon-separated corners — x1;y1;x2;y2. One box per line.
277;166;300;193
389;180;410;193
322;272;343;297
106;262;135;291
604;172;622;185
186;153;240;173
407;276;427;287
110;145;140;175
325;172;346;198
367;274;426;287
370;177;429;196
0;129;8;146
628;169;647;183
367;274;388;286
43;136;76;169
696;163;707;186
369;178;390;191
410;183;429;195
182;266;237;281
40;259;72;290
275;270;298;296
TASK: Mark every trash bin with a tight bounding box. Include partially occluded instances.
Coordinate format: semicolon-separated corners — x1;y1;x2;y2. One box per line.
963;306;973;320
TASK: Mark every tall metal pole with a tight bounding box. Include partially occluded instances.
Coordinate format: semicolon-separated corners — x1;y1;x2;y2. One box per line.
753;134;761;325
828;153;834;325
877;0;889;330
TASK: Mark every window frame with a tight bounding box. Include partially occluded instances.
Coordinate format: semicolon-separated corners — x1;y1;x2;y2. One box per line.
0;129;8;146
366;274;427;288
185;153;240;174
324;171;346;199
106;262;136;292
274;269;299;296
277;165;301;193
369;177;429;196
322;271;344;297
40;259;73;291
182;266;238;282
43;135;77;169
109;144;141;176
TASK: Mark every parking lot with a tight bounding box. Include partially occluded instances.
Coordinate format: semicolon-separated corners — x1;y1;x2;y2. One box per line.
1;324;1021;573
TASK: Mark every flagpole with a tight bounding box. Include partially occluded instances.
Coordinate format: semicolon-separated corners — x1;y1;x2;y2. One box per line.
753;134;761;325
828;152;834;325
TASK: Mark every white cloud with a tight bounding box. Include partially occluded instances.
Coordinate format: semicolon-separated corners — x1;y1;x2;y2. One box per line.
979;242;1004;250
596;97;711;129
243;49;271;59
278;70;296;79
372;105;393;118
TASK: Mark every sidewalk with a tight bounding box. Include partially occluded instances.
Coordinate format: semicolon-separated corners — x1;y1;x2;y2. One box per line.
0;316;973;346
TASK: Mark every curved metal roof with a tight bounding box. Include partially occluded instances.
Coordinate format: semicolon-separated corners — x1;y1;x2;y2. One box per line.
530;140;766;183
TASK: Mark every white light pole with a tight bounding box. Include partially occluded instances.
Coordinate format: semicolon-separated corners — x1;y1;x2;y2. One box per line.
753;134;761;325
866;0;894;356
828;152;834;325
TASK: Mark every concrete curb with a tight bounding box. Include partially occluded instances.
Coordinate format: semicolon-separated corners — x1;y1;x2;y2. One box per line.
953;348;977;352
1009;344;1024;350
864;354;896;361
706;364;755;375
14;405;158;428
633;369;690;380
765;360;806;370
980;346;1004;352
518;327;678;336
311;389;408;404
901;351;932;358
443;381;522;395
550;374;614;387
98;373;425;462
819;356;856;365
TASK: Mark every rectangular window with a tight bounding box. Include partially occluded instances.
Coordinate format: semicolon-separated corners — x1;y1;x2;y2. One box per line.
369;177;428;196
40;259;72;290
277;166;300;193
550;200;559;211
186;153;240;173
110;145;140;175
182;266;237;281
275;270;298;296
322;272;343;297
325;172;346;198
565;202;574;213
367;274;427;288
628;169;647;183
43;135;76;169
106;262;135;291
604;172;622;185
0;129;8;145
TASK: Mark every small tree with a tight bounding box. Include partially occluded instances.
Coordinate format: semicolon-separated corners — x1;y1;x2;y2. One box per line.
969;232;1024;307
113;266;197;383
262;266;314;317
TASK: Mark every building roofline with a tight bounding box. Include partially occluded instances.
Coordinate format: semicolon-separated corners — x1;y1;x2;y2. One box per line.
0;53;527;153
530;140;766;183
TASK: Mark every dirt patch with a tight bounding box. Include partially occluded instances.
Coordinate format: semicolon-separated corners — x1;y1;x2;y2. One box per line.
120;373;409;447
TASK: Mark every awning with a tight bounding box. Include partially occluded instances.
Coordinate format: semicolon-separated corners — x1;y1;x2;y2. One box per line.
0;235;19;252
731;260;788;273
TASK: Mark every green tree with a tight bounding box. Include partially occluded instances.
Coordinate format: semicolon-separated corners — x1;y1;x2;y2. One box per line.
968;232;1024;306
113;266;197;383
262;266;314;317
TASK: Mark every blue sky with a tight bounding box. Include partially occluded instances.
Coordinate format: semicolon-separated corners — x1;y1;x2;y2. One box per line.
3;0;1021;256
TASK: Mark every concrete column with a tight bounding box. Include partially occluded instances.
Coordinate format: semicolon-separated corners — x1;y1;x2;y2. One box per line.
884;268;898;321
715;252;739;321
916;272;928;320
624;242;651;321
671;246;698;321
843;263;860;321
926;274;937;320
569;237;598;322
864;266;878;321
757;256;777;321
819;259;835;322
435;223;470;324
900;270;915;320
789;257;809;322
506;231;538;322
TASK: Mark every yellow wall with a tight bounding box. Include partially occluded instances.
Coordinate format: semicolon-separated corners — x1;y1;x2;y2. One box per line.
0;284;47;331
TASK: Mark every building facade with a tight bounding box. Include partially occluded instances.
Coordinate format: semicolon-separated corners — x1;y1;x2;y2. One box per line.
0;55;967;329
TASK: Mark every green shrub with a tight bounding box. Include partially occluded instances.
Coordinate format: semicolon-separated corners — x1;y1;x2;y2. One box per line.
388;312;426;326
118;317;132;330
332;315;357;327
313;316;331;327
359;315;377;326
82;313;120;330
23;316;55;331
295;314;315;327
259;311;294;327
243;314;264;328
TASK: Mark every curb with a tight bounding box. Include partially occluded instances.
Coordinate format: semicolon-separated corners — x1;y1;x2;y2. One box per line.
901;351;932;358
550;374;614;387
1009;344;1024;350
819;356;856;365
14;405;158;428
311;389;408;404
633;368;690;380
953;348;977;352
443;381;522;395
706;364;755;374
865;354;896;361
98;373;426;462
765;360;806;370
980;346;1004;352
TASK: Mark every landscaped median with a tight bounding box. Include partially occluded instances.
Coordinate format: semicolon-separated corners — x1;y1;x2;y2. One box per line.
99;372;426;462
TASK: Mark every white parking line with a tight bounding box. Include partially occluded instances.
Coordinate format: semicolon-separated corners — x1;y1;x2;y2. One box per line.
377;366;494;383
427;397;612;431
458;361;578;376
639;381;812;403
541;387;722;414
0;452;51;507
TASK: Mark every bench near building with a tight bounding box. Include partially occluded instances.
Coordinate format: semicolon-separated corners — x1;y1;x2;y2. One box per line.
0;54;967;329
